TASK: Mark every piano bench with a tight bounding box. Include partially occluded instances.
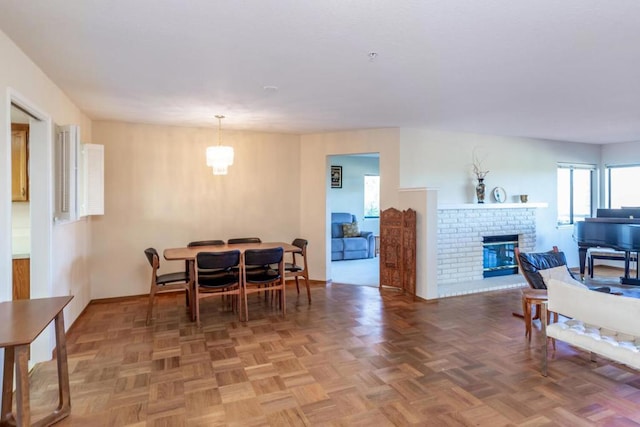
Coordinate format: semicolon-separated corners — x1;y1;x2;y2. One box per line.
588;250;638;278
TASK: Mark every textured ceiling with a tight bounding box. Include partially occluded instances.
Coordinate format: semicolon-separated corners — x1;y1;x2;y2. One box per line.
1;0;640;143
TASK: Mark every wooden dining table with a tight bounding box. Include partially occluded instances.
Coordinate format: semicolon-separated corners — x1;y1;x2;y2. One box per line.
163;242;300;321
1;296;73;427
163;241;300;262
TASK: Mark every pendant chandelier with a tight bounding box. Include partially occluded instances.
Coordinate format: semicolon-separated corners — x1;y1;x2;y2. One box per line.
206;115;234;175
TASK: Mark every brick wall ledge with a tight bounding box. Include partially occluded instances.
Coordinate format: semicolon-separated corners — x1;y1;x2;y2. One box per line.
438;202;548;210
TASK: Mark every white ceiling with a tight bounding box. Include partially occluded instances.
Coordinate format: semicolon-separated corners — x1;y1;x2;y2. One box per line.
1;0;640;143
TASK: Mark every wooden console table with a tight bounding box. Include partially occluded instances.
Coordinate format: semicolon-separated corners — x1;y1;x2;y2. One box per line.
1;296;73;426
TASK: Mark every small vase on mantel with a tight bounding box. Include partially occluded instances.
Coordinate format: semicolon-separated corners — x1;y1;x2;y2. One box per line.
476;178;486;204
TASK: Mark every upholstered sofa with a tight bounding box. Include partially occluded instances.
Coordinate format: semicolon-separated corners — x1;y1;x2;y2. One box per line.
331;212;375;261
541;278;640;376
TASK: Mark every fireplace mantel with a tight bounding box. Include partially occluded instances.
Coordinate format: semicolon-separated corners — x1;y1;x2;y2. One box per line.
439;202;547;210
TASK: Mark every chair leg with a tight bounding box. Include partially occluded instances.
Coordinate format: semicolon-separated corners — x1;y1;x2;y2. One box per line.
195;287;201;328
244;287;249;322
303;273;311;303
532;304;541;320
522;295;530;339
281;280;286;318
294;277;300;294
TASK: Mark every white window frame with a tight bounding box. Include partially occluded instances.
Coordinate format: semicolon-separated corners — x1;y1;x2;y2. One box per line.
605;163;640;209
557;163;596;226
363;175;380;218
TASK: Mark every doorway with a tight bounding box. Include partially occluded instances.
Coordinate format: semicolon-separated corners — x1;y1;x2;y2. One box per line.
8;93;55;365
328;153;380;286
10;105;31;300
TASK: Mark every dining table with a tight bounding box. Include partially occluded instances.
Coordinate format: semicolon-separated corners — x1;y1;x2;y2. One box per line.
163;242;300;320
0;296;73;427
163;241;300;263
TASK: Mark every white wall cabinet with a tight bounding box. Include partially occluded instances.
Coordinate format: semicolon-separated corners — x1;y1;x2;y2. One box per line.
11;123;29;201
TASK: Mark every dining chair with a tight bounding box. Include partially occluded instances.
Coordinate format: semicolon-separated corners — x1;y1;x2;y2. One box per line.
194;250;242;327
144;247;191;325
241;247;285;321
513;246;564;337
228;237;264;272
188;240;226;247
228;237;261;244
185;239;226;276
515;246;611;339
285;238;311;303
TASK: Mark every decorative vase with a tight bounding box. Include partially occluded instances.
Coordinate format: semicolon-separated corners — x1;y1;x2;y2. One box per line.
476;178;486;203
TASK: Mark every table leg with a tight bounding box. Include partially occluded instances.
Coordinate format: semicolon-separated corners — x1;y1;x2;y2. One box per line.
24;312;72;427
1;346;14;425
54;311;71;418
14;344;30;427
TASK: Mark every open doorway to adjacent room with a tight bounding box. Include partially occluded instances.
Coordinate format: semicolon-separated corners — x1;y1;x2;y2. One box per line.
328;153;380;286
10;104;32;300
7;93;55;366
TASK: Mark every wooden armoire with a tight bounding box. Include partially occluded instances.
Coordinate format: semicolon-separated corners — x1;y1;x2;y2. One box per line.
379;208;416;296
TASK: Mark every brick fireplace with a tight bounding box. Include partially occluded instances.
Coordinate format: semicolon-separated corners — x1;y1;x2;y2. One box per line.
437;205;538;285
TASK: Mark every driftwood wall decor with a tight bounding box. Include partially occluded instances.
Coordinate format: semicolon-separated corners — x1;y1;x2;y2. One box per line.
380;208;416;296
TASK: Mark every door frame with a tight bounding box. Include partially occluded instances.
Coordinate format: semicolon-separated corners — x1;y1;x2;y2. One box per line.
7;89;55;363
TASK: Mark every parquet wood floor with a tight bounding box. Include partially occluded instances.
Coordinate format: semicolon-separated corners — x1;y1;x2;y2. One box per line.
24;281;640;426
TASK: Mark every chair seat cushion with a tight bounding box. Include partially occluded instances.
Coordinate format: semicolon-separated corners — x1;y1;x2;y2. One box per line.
246;269;281;284
157;271;189;285
285;262;302;272
547;319;640;370
198;272;238;289
343;237;367;251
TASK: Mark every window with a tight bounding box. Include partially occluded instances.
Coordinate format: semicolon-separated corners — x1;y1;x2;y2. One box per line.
606;165;640;208
364;175;380;218
557;164;595;225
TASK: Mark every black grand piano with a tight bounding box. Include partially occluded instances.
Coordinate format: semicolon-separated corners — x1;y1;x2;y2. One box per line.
574;208;640;285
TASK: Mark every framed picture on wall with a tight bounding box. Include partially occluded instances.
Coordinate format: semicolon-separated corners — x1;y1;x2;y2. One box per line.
331;165;342;188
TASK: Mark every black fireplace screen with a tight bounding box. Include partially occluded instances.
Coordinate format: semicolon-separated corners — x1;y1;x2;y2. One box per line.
483;235;519;277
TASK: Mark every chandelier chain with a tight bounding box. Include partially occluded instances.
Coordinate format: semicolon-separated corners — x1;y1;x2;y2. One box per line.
215;115;225;146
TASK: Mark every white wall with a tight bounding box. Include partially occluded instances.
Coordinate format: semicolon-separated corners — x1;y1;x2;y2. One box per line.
90;121;301;299
11;202;29;254
398;128;602;267
0;29;93;366
601;141;640;166
328;154;380;234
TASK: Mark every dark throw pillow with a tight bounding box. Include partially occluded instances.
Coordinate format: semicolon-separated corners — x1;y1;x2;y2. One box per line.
342;222;360;237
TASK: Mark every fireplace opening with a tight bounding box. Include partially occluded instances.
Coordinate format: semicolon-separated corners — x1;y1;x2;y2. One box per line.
483;235;519;278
